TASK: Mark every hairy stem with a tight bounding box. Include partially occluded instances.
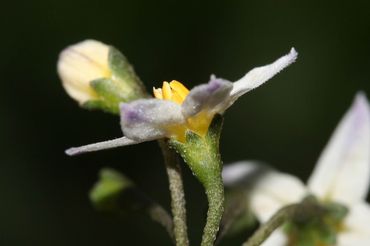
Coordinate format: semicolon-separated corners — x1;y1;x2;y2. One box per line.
215;192;247;245
159;140;189;246
169;115;225;246
201;175;225;246
242;204;297;246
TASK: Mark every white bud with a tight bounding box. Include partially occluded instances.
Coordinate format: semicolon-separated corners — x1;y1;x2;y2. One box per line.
57;39;111;104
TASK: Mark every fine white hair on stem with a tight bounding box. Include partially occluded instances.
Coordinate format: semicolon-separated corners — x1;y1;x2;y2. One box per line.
65;137;141;156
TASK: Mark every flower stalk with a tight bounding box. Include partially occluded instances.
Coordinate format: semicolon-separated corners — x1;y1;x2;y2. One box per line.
170;115;225;246
242;204;298;246
159;140;189;246
89;168;175;241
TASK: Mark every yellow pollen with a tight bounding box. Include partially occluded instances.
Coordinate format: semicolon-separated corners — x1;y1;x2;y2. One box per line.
153;80;212;142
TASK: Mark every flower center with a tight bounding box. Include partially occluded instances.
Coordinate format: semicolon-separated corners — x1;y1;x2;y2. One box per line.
284;198;348;246
153;81;213;142
153;80;189;104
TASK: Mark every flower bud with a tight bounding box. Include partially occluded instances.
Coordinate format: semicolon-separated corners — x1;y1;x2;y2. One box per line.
57;39;147;114
58;39;109;104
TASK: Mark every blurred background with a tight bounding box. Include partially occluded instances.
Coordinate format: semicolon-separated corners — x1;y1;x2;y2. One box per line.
1;0;370;245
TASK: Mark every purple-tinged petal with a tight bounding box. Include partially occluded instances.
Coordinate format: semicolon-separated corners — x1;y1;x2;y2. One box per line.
307;93;370;205
227;48;297;108
181;76;233;117
120;99;185;141
65;137;141;156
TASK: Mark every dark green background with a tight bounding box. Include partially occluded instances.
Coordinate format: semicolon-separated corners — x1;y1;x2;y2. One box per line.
1;0;370;245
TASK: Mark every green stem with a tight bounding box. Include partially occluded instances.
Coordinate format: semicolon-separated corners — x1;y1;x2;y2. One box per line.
201;175;225;246
159;140;189;246
242;204;297;246
216;192;247;245
169;115;225;246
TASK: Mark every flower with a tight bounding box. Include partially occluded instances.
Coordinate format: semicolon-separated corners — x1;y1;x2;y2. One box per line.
58;39;111;104
58;39;147;113
66;48;297;155
222;93;370;245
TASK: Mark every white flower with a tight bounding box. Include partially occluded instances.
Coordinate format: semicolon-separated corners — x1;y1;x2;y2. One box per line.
66;48;297;155
222;93;370;245
57;39;111;104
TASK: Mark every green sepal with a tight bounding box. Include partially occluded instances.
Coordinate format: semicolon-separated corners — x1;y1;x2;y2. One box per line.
169;114;223;189
108;46;147;99
89;168;134;212
82;47;148;114
89;78;129;114
325;201;349;225
283;196;348;246
82;99;112;113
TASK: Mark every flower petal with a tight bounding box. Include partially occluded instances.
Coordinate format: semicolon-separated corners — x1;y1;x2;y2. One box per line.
260;229;287;246
222;161;270;187
223;161;307;222
181;76;233;117
307;93;370;205
57;40;110;104
250;171;307;222
65;137;142;156
228;48;297;107
342;202;370;235
338;233;370;246
120;99;185;141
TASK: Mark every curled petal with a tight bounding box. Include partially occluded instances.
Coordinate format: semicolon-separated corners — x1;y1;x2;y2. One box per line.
228;48;297;108
65;137;142;156
120;99;185;141
307;93;370;205
181;76;233;117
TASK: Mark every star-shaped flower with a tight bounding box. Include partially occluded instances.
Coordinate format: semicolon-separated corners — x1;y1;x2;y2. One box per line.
66;48;297;155
223;93;370;245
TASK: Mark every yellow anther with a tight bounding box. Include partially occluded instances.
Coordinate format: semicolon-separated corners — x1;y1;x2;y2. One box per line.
162;82;173;100
153;80;190;105
153;87;163;99
170;80;189;103
152;80;212;142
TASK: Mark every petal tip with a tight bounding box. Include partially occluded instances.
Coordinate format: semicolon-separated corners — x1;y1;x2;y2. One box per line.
288;47;298;63
65;148;77;156
354;91;368;105
352;91;370;119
